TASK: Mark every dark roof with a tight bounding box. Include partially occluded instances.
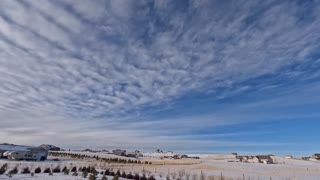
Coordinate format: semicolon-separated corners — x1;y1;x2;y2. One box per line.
256;155;271;159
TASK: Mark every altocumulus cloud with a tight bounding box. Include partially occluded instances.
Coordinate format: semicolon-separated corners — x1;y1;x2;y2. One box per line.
0;0;320;150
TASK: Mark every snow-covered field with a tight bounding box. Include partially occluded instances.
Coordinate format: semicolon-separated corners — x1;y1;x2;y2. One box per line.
1;153;320;180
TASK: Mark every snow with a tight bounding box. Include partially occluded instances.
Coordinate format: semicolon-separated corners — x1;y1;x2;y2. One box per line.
0;173;124;180
1;153;320;180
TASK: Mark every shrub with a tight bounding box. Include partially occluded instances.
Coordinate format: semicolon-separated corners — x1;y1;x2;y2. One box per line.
52;166;61;173
102;174;108;180
49;171;53;176
82;171;88;178
141;174;147;180
127;172;134;179
89;173;97;180
0;163;8;175
110;171;115;176
62;166;67;172
116;170;121;177
122;171;127;178
105;169;110;175
134;173;140;180
78;167;83;172
22;167;31;174
8;166;18;174
43;168;51;173
148;176;156;180
31;172;34;176
64;168;70;175
72;171;78;176
113;175;119;180
34;167;41;174
71;166;77;172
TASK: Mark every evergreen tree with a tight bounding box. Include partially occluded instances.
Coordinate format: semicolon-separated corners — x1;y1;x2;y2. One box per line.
22;167;31;174
113;175;119;180
102;175;108;180
0;163;8;175
52;166;61;173
89;173;97;180
34;167;41;174
122;171;127;178
43;168;51;173
71;166;77;172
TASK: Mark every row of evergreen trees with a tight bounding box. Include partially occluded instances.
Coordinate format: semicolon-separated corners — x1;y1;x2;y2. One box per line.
0;164;156;180
49;152;152;164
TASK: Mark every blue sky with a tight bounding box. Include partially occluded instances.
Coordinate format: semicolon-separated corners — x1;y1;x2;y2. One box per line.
0;0;319;156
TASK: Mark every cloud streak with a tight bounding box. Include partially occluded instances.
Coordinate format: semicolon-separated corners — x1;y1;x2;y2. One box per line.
0;0;319;152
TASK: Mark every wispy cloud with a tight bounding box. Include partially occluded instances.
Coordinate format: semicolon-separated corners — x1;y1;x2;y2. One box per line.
0;0;319;152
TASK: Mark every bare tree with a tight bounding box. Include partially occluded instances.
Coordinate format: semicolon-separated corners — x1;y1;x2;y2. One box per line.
192;173;198;180
171;172;177;179
208;176;215;180
186;171;191;180
200;171;206;180
178;169;186;179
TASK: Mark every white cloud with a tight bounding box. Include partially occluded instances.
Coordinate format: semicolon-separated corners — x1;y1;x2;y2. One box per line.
0;0;319;150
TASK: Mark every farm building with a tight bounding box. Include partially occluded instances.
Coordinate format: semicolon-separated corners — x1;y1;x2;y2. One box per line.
312;154;320;160
256;155;273;164
285;155;293;159
236;155;273;164
112;149;127;156
0;144;48;161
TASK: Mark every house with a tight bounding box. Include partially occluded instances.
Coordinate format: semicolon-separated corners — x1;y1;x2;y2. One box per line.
231;152;238;156
40;144;61;151
126;151;143;158
284;155;293;159
0;144;48;161
173;154;188;159
312;154;320;160
302;157;311;160
236;156;254;162
112;149;127;156
236;155;273;164
256;155;273;164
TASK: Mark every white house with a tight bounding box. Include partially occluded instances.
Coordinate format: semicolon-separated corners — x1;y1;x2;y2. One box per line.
0;144;48;161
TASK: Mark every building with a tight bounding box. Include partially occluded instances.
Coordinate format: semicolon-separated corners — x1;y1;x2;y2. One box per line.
173;154;188;159
0;144;48;161
312;154;320;160
302;157;311;160
231;152;238;156
39;144;61;151
256;155;273;164
236;155;273;164
284;155;293;159
112;149;127;156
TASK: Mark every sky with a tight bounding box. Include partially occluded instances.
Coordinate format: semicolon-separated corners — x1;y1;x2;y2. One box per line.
0;0;320;156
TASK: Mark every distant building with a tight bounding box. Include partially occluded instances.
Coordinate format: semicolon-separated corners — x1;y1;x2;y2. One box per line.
126;151;143;158
302;157;311;160
236;155;273;164
40;144;61;151
312;154;320;160
284;155;293;159
255;155;273;164
112;149;127;156
173;154;188;159
231;152;238;156
0;144;48;161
